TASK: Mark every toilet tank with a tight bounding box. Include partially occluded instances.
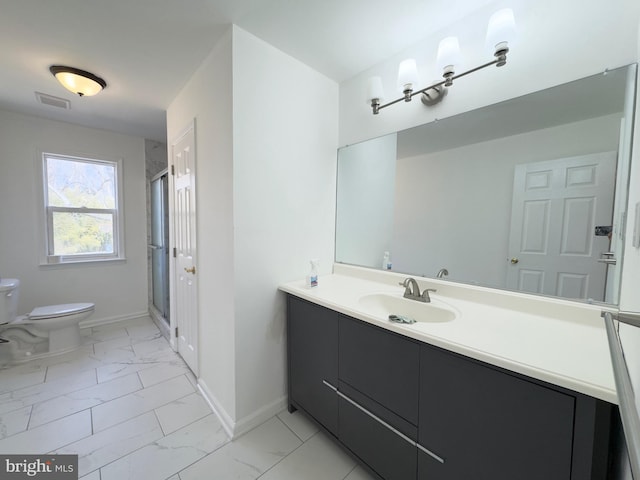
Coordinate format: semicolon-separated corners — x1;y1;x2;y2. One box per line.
0;279;19;324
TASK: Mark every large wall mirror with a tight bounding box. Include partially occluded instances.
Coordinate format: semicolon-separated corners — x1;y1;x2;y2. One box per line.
336;63;637;306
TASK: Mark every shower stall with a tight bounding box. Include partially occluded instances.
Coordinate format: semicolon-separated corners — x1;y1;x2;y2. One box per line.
149;171;170;322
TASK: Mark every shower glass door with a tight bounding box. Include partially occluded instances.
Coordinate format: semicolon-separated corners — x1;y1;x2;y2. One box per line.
150;173;170;321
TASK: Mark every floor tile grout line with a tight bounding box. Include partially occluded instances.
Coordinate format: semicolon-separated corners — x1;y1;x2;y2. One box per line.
89;376;199;435
342;463;360;480
78;413;166;476
20;375;146;431
276;411;309;443
90;412;222;478
170;426;232;479
254;429;322;479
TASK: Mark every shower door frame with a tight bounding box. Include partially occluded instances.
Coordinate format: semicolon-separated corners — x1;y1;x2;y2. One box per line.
149;169;170;323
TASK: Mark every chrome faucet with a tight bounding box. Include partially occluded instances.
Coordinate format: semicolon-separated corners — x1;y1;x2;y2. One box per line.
436;268;449;279
399;277;436;303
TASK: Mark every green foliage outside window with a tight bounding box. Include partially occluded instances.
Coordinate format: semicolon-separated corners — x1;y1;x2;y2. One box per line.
44;154;118;258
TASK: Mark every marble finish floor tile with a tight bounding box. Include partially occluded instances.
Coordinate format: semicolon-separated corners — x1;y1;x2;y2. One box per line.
344;465;378;480
30;373;143;428
258;431;357;480
0;405;31;439
155;391;212;435
0;410;92;454
179;416;302;480
0;316;378;480
277;409;319;442
56;411;164;477
137;358;191;388
79;471;101;480
0;367;46;394
100;414;229;480
91;374;195;432
0;369;96;415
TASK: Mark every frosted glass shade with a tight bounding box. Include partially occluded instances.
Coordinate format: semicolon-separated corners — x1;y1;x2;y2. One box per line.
50;66;106;97
366;76;385;102
486;8;517;52
397;59;420;92
436;37;462;71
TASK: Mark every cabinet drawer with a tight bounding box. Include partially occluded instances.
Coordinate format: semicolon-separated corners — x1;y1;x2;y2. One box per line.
339;316;419;425
339;392;417;480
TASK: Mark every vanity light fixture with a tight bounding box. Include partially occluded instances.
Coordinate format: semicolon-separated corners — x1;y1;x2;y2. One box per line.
367;8;517;114
49;65;107;97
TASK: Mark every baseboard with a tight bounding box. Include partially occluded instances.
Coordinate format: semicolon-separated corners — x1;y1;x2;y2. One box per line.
148;308;170;338
197;379;287;439
197;379;235;439
233;395;288;438
79;310;150;329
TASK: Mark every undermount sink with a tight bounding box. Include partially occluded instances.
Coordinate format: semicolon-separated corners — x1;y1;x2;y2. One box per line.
358;293;457;324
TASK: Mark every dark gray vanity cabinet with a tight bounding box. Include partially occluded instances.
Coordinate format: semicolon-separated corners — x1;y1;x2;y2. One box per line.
287;295;339;435
338;317;420;480
418;344;613;480
286;295;614;480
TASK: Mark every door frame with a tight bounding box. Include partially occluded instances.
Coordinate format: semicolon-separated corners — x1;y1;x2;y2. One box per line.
168;119;198;376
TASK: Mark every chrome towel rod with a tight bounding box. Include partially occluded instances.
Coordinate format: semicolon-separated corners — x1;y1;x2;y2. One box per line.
602;310;640;478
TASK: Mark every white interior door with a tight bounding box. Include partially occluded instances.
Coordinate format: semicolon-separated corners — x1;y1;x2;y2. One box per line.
506;152;617;301
171;123;198;374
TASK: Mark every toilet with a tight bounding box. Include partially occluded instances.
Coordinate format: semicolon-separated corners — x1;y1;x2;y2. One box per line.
0;278;94;361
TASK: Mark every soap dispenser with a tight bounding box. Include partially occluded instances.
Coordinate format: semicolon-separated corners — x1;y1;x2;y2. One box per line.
307;259;319;288
382;251;392;270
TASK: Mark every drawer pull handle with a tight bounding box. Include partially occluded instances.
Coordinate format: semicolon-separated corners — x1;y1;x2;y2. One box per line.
322;380;338;392
326;383;446;464
417;443;446;464
335;390;421;451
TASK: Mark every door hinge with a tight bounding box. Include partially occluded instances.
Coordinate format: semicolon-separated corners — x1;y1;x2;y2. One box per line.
173;247;177;258
175;326;179;337
171;164;175;175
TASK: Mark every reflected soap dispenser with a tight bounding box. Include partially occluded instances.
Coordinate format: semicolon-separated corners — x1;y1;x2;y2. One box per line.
307;259;319;288
382;251;392;270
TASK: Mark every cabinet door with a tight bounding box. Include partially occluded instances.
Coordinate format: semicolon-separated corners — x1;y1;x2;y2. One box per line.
288;296;339;435
340;316;420;425
419;345;575;480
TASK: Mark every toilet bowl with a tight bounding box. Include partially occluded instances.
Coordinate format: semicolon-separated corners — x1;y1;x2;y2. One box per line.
0;278;94;360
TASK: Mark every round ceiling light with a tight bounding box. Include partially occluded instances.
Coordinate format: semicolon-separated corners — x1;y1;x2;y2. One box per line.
49;65;107;97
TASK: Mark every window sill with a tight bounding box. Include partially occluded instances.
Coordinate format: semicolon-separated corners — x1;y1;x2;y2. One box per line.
39;257;126;267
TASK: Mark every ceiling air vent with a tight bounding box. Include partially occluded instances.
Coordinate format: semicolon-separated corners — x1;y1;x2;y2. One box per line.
35;92;71;109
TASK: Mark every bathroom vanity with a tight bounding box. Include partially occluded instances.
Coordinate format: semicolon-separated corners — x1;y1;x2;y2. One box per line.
281;265;619;480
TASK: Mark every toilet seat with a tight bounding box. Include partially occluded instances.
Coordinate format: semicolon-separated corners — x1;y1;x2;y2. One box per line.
28;303;94;320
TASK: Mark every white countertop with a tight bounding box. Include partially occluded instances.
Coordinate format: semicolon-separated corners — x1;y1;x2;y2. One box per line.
280;264;618;404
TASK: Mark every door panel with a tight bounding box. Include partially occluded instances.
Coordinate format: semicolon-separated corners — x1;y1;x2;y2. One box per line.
171;123;198;374
507;152;616;301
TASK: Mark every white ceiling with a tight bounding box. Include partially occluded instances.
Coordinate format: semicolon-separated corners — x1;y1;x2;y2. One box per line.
0;0;498;142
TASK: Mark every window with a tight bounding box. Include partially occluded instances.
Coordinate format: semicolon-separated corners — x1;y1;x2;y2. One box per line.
41;153;124;264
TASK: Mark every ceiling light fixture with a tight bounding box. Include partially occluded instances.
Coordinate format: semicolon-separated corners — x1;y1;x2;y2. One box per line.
49;65;107;97
367;8;517;114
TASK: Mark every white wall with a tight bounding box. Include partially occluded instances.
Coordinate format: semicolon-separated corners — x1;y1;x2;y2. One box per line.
336;134;397;268
339;0;640;147
0;109;148;324
391;114;620;287
166;28;237;421
166;25;338;432
232;26;338;425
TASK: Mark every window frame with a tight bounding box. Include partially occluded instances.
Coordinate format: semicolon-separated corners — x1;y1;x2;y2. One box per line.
39;151;125;265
